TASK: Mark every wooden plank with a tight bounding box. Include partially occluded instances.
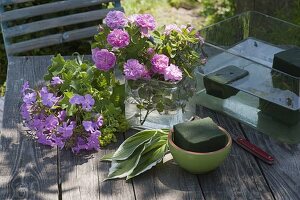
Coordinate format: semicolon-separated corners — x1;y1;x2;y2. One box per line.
0;0;32;6
60;133;136;200
0;56;58;199
6;33;62;55
4;7;122;38
196;106;275;200
114;0;121;7
241;124;300;200
63;26;98;42
6;25;101;55
126;129;205;200
0;0;113;22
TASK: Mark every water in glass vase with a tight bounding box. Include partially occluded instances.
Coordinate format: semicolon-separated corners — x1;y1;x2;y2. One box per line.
125;78;196;129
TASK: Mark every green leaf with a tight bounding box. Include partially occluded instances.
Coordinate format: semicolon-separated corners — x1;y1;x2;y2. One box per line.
183;67;193;78
142;135;168;155
156;102;164;113
152;95;163;103
110;130;157;161
67;104;77;116
105;131;165;180
44;73;52;81
136;104;144;110
111;83;125;111
126;143;168;180
105;144;145;180
101;152;115;162
138;86;149;100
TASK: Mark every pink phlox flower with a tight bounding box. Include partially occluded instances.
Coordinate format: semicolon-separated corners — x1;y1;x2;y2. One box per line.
92;48;116;71
135;14;156;37
107;29;130;48
164;24;182;35
164;64;183;81
151;54;169;74
124;59;149;80
104;10;128;29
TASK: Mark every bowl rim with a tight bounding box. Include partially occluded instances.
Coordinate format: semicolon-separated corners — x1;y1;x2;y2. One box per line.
168;126;232;155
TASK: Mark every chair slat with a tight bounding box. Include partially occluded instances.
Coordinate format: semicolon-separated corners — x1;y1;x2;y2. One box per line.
6;25;100;54
6;33;62;54
0;0;114;22
62;26;98;42
4;7;121;38
0;0;32;6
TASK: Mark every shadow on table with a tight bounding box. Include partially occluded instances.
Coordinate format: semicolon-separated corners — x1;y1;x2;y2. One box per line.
0;133;59;200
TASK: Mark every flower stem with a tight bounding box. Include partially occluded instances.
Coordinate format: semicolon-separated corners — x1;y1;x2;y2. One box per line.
140;109;152;125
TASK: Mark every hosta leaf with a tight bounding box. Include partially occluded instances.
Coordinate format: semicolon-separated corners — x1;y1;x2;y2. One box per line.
111;130;158;161
106;135;159;180
142;136;168;155
100;152;115;162
105;144;145;180
126;143;168;180
103;129;169;180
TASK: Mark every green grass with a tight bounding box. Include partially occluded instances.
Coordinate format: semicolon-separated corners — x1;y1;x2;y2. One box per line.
122;0;204;28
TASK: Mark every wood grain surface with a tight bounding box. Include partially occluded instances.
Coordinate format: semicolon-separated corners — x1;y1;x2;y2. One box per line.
60;134;136;200
0;56;58;200
242;125;300;200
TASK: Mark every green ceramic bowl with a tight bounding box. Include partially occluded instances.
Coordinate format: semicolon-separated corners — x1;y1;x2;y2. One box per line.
168;127;232;174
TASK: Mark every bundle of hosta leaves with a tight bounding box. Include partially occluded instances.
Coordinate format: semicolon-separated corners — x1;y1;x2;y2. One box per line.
101;129;169;180
21;54;129;153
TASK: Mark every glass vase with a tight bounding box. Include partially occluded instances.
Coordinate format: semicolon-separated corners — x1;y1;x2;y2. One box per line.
125;77;196;129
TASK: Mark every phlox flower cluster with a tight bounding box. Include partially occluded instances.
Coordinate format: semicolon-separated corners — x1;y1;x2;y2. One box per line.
20;79;103;153
92;10;193;82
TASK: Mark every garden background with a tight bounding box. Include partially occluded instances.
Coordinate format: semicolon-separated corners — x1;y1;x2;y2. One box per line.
0;0;299;96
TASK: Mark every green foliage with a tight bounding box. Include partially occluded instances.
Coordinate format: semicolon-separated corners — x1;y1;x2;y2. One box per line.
199;0;235;25
122;0;164;15
44;54;129;147
0;82;5;96
273;0;300;25
153;26;203;76
168;0;199;9
101;129;169;180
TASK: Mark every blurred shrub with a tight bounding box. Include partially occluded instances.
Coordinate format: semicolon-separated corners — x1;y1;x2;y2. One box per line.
274;0;300;25
168;0;199;9
199;0;235;25
122;0;163;15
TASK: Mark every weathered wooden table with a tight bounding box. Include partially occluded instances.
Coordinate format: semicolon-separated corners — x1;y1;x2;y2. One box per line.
1;56;300;200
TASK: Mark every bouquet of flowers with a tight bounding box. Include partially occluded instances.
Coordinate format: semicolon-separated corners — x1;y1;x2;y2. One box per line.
92;11;205;127
20;55;129;153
